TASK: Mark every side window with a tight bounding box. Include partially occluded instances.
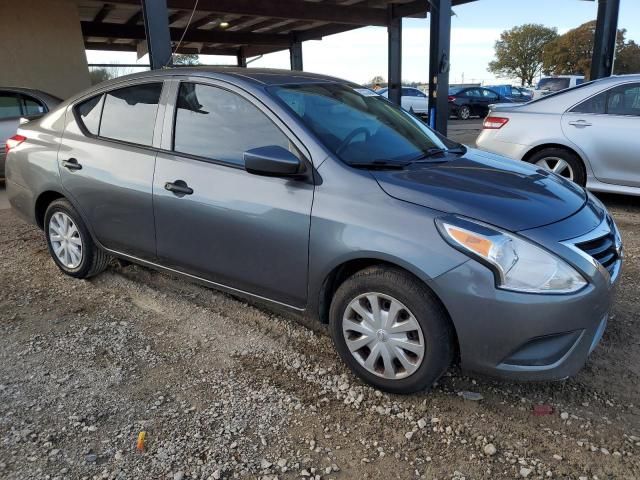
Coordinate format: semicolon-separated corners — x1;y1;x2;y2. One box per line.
99;83;162;146
401;88;412;97
22;96;46;115
0;93;22;119
481;89;499;100
415;89;426;98
173;83;292;166
75;94;104;135
606;83;640;116
570;91;607;114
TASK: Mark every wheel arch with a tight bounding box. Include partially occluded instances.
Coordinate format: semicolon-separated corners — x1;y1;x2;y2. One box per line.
316;257;460;356
522;142;584;165
34;190;66;229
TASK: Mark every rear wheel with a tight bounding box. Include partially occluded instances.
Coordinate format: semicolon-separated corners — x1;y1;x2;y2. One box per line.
457;105;471;120
527;147;586;186
329;266;454;394
44;199;111;278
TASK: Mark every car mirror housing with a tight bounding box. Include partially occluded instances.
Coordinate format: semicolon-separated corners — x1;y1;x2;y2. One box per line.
244;145;302;177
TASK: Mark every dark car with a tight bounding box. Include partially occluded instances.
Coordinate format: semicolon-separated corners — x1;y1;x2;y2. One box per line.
6;68;621;394
448;87;513;120
484;84;533;102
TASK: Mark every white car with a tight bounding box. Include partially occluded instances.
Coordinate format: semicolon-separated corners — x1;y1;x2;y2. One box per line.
532;75;585;99
378;87;428;115
476;74;640;196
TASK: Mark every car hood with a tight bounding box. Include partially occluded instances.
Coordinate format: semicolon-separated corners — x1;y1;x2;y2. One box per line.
372;148;587;232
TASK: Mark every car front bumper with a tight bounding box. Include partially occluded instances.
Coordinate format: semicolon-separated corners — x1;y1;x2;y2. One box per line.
431;207;621;382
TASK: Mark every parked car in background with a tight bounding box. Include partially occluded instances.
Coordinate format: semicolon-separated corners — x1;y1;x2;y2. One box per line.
485;84;532;102
6;68;621;393
477;74;640;195
448;87;513;120
1;87;61;178
377;87;428;116
532;75;584;99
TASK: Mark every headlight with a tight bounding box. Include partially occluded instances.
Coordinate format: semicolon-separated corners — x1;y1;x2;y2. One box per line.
436;216;587;294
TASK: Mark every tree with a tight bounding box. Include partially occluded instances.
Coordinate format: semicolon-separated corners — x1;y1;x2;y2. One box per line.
543;21;640;79
172;54;200;66
367;75;386;88
488;24;558;86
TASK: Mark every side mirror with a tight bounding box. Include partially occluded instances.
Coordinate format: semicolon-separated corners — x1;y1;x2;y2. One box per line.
244;145;302;177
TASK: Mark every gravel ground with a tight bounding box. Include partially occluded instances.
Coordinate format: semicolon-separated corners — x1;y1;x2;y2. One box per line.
0;193;639;480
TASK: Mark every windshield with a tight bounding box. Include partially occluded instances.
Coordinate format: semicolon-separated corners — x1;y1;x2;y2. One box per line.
537;77;571;91
268;83;451;166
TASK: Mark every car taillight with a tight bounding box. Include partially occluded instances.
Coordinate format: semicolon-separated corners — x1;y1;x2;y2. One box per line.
483;116;509;129
447;96;456;102
5;134;26;154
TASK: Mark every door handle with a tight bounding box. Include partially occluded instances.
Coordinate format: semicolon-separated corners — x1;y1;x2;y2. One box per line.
164;180;193;196
62;158;82;171
568;120;592;128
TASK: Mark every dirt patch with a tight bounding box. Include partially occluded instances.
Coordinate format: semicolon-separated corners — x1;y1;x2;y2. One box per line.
0;193;639;479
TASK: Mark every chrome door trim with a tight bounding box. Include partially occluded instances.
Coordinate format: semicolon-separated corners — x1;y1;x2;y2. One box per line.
104;247;306;312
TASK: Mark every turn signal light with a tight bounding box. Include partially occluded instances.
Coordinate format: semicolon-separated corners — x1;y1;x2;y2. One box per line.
483;116;509;129
5;134;26;154
447;95;456;102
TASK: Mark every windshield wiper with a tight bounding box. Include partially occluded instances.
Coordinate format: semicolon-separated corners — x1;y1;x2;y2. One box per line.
409;145;467;164
349;160;408;170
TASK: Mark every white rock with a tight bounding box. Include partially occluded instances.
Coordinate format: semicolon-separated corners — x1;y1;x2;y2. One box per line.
417;418;427;429
405;431;414;440
520;467;532;478
560;412;569;420
553;454;562;461
483;444;497;456
173;472;184;480
261;459;272;469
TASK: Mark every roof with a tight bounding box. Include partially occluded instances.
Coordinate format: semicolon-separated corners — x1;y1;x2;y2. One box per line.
90;66;357;89
76;0;476;57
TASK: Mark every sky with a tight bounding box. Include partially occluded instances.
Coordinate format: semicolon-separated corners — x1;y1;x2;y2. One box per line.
86;0;640;86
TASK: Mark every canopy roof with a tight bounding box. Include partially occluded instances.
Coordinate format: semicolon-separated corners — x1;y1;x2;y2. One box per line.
77;0;475;57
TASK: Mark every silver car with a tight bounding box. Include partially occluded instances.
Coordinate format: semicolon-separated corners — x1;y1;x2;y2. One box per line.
1;87;61;178
6;68;621;394
477;74;640;195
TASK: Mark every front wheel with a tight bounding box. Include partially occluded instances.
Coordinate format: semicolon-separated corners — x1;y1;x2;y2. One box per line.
329;266;454;394
44;199;111;278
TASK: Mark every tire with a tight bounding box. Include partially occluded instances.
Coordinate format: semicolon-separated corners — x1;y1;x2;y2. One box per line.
329;266;454;394
527;147;586;186
44;198;111;278
457;105;470;120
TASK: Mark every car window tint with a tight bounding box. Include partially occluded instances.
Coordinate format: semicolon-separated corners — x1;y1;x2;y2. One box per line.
570;91;606;114
0;94;22;119
173;83;291;166
481;89;498;99
606;83;640;116
22;96;45;115
75;94;104;135
401;88;412;96
99;83;162;146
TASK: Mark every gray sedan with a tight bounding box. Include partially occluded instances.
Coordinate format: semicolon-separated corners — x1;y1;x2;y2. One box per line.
6;68;621;393
477;74;640;195
1;87;61;178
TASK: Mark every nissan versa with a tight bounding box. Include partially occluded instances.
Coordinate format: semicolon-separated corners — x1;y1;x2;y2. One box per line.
6;68;623;393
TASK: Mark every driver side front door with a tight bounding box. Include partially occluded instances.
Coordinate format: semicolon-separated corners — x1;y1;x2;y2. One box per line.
153;80;314;308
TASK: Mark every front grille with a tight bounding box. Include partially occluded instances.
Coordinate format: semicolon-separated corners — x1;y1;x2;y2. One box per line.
575;224;619;276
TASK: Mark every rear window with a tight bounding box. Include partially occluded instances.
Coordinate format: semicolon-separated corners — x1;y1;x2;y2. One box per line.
99;83;162;146
537;78;571;91
0;94;22;119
